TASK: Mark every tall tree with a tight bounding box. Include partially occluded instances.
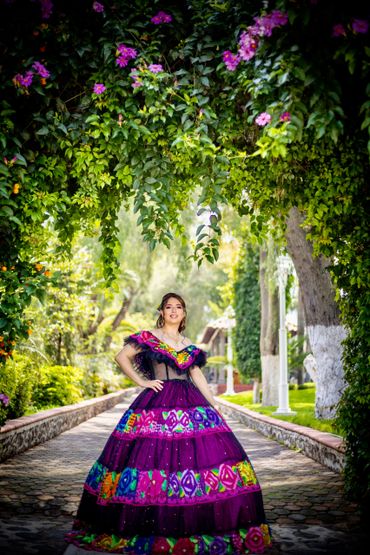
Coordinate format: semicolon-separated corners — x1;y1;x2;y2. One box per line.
285;207;347;418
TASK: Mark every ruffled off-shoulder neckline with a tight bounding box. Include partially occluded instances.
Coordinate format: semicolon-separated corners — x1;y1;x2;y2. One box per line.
123;329;208;379
143;330;196;353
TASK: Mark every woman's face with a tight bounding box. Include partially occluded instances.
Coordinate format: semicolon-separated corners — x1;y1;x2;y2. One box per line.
161;297;185;326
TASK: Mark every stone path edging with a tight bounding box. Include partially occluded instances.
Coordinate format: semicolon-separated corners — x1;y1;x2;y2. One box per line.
216;397;345;473
0;387;139;463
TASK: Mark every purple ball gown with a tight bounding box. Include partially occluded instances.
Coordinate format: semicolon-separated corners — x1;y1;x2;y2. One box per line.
64;330;272;554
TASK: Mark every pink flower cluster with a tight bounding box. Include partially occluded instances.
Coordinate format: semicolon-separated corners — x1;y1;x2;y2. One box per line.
223;10;289;71
116;44;137;68
280;111;291;122
255;112;271;126
222;51;240;71
0;393;10;407
148;63;163;74
93;83;106;94
255;111;291;126
332;18;368;37
130;68;142;88
92;1;104;12
13;61;50;89
14;71;34;88
151;11;172;24
32;61;50;78
39;0;53;20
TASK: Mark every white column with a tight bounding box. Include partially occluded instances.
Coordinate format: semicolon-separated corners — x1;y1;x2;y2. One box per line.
225;325;235;395
224;306;236;395
273;255;296;416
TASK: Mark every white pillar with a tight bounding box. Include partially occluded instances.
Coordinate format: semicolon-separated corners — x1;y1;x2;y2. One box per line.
273;255;296;416
225;325;235;395
223;306;236;396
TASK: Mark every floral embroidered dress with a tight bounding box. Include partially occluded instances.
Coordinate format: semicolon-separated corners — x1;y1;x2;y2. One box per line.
64;330;272;554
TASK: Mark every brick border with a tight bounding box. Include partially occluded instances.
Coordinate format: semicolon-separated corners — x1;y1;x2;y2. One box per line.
217;397;345;473
0;388;139;463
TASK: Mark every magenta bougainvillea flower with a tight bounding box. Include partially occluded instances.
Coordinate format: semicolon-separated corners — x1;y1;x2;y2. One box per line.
280;111;291;122
332;23;346;37
151;11;172;24
238;32;259;61
222;51;240;71
92;1;104;12
116;44;137;68
269;10;289;27
14;71;34;88
32;61;50;78
39;0;53;20
352;19;368;34
130;68;143;88
93;83;106;94
255;112;272;126
0;393;10;406
224;9;288;70
148;64;163;73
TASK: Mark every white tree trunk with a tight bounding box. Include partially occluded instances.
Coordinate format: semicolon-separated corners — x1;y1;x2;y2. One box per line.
261;354;280;406
285;207;346;419
307;325;347;419
253;379;261;404
259;248;279;406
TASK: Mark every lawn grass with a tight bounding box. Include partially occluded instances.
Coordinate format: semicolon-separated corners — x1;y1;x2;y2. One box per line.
220;383;342;436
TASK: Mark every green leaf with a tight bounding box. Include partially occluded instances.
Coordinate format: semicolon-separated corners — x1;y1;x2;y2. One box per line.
36;127;49;136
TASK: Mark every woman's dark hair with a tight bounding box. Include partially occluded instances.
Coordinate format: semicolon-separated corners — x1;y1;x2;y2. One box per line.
155;292;187;332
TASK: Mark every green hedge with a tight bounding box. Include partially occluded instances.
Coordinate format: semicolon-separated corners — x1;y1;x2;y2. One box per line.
0;353;129;426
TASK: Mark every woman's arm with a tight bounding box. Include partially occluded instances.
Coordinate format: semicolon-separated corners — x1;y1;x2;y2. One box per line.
189;366;221;411
114;343;163;392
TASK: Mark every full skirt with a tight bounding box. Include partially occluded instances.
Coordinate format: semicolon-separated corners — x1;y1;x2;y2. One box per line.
64;380;272;554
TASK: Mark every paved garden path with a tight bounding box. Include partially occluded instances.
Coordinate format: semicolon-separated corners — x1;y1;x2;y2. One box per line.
0;393;366;555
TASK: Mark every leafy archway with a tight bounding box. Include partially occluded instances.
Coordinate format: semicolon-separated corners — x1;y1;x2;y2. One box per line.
0;0;369;513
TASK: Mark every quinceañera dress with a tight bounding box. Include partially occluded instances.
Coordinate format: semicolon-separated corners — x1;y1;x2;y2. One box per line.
64;330;272;554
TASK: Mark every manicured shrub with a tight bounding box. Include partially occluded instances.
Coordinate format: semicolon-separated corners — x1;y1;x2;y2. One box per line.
32;365;84;407
0;353;38;421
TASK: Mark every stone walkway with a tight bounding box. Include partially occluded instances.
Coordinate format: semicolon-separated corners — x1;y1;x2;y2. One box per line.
0;394;366;555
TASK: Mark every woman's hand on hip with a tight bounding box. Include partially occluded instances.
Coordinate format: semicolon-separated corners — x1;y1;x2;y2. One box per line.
142;379;164;392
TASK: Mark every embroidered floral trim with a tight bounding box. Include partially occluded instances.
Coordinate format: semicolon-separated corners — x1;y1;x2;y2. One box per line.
123;330;207;378
112;406;230;438
65;522;272;554
84;459;260;506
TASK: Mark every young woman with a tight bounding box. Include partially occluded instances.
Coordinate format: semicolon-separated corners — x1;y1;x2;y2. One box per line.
64;292;272;554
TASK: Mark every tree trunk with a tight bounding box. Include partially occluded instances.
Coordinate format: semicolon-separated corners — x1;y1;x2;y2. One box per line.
285;206;347;418
102;292;136;351
82;294;106;339
259;249;279;406
253;379;261;404
297;286;305;386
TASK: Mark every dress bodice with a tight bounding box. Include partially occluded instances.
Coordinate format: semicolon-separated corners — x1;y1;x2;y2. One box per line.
123;330;208;380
